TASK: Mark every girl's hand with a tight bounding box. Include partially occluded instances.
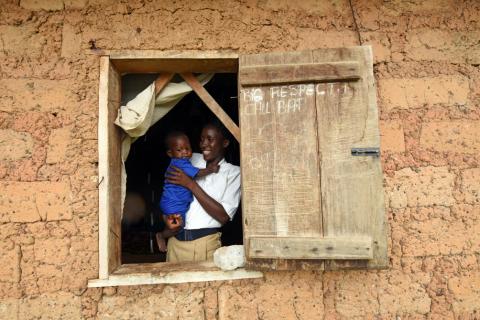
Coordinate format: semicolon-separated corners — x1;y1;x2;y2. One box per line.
166;166;195;189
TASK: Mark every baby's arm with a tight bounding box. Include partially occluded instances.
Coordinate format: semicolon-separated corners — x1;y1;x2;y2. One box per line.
172;158;219;179
195;163;220;178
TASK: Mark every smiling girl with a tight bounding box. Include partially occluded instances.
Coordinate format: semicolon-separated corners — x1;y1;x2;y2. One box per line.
163;122;241;262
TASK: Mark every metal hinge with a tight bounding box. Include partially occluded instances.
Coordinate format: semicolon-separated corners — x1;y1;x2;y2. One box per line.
351;147;380;157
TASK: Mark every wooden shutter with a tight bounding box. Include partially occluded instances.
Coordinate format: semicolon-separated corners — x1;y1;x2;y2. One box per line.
239;47;387;270
98;57;123;278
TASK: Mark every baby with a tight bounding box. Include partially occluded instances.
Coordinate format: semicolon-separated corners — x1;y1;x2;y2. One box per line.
156;131;219;252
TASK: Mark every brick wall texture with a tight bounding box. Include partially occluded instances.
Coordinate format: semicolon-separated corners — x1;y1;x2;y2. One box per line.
0;0;479;319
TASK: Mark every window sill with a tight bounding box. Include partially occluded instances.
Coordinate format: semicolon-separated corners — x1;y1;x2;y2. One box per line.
88;261;263;287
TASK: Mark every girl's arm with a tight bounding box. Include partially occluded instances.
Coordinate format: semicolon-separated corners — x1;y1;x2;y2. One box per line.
166;166;229;225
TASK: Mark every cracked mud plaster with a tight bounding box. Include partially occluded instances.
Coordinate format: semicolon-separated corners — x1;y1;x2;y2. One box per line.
0;0;479;319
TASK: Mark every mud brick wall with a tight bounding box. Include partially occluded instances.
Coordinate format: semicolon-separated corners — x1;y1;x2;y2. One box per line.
0;0;479;319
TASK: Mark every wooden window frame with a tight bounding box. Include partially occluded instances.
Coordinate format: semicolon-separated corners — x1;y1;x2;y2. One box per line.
89;51;263;287
88;48;387;287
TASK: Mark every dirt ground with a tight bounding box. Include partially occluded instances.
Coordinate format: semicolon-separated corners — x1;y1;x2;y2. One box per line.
0;0;479;319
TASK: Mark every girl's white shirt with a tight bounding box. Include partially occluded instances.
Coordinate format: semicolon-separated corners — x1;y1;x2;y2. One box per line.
184;153;241;230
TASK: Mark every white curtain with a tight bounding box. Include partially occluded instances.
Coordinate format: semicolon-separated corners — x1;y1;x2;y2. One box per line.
114;74;213;213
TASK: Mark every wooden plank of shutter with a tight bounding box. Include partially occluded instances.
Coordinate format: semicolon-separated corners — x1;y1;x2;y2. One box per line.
240;61;360;86
314;47;387;270
249;236;373;260
239;51;324;270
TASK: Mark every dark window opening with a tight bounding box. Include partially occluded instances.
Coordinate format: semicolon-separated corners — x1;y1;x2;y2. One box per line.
120;73;242;264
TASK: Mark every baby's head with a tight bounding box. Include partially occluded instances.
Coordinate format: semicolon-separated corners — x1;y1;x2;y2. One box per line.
164;131;193;159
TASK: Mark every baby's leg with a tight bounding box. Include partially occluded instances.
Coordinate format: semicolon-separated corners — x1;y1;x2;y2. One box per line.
156;219;180;252
156;231;168;252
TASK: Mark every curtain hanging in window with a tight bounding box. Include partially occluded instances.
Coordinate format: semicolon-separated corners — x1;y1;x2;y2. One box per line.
114;73;214;214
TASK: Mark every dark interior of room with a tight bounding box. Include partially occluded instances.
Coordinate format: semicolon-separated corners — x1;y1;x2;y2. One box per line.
120;73;242;263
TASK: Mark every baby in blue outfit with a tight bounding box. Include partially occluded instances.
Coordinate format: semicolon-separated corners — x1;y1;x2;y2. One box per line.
156;131;219;252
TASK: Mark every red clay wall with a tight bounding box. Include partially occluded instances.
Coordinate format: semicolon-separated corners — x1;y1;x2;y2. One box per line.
0;0;479;319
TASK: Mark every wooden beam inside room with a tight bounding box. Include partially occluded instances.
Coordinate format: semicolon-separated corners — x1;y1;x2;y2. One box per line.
154;73;174;96
180;72;240;142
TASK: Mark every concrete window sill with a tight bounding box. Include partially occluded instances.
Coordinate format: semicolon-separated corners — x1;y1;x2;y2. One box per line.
88;261;263;287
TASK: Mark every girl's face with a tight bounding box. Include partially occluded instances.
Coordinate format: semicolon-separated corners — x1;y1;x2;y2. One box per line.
167;135;193;159
199;125;229;163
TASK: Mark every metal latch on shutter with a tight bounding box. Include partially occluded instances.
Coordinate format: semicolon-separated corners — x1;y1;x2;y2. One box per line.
351;147;380;157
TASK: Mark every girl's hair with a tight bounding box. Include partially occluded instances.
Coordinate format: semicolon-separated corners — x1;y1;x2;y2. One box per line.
203;118;232;143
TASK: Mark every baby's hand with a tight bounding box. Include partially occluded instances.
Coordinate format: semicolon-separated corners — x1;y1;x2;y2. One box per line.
165;214;182;230
207;163;220;173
